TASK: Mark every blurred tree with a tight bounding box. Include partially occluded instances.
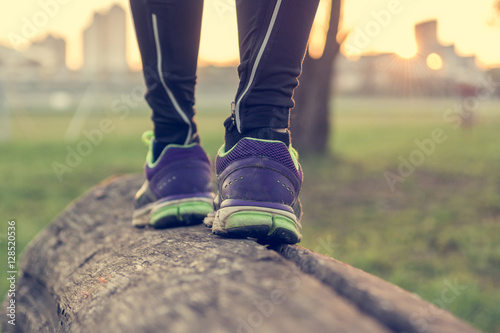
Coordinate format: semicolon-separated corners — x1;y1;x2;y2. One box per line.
487;0;500;26
291;0;343;154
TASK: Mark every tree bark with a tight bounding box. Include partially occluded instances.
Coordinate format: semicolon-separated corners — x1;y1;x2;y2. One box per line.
2;175;479;333
291;0;342;153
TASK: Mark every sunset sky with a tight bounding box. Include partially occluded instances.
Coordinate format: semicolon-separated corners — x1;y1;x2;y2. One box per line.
1;0;499;70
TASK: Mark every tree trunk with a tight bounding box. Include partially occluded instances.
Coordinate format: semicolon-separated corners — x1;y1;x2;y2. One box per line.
291;0;342;153
2;175;480;333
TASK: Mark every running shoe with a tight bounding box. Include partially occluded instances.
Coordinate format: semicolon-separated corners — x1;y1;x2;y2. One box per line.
132;131;214;228
205;138;303;244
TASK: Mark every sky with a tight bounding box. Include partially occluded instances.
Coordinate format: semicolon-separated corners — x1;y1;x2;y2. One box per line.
1;0;499;70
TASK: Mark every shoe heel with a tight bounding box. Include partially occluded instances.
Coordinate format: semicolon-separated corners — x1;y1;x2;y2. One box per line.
213;206;301;244
150;198;213;229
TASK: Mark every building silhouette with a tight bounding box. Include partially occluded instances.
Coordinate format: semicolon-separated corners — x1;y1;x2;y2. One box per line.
414;20;480;84
29;35;67;74
335;19;486;96
415;20;441;56
0;34;67;81
83;5;128;74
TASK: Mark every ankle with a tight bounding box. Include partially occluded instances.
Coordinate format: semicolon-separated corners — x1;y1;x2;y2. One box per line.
152;140;169;162
224;126;290;151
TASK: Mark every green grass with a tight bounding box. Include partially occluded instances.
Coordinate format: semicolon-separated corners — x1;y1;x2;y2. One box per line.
1;97;499;332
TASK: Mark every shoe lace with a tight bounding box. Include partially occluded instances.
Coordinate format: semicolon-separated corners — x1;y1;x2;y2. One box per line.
142;130;154;146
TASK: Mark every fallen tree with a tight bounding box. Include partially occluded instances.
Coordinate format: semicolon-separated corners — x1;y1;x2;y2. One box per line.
2;175;478;333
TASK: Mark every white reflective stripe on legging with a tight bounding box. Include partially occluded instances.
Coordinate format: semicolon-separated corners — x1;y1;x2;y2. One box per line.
152;13;192;145
234;0;283;133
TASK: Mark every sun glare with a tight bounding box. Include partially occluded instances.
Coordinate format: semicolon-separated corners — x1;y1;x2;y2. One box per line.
393;38;418;59
426;52;443;70
308;0;331;59
4;0;500;70
396;47;417;59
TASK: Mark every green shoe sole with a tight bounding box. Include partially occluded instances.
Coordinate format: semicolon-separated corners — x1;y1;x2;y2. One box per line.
151;201;213;229
213;209;301;244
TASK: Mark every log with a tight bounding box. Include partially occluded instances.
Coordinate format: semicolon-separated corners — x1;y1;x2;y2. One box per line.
2;175;479;333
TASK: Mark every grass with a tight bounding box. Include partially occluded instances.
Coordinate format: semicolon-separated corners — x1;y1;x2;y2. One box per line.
1;96;499;332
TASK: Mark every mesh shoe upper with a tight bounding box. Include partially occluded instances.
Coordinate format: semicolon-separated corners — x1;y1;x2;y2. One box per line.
134;131;213;210
215;138;303;217
216;138;302;182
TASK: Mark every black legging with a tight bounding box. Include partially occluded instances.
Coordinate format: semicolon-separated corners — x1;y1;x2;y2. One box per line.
130;0;319;144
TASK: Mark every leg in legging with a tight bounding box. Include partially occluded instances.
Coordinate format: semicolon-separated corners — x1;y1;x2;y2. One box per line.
130;0;204;157
224;0;320;149
130;0;213;230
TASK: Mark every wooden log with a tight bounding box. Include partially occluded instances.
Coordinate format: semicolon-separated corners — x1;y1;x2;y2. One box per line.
2;175;479;333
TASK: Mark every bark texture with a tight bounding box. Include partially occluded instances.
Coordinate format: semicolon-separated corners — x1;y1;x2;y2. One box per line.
2;175;478;333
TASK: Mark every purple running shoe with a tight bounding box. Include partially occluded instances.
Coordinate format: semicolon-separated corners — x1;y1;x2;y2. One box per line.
204;138;303;244
133;131;214;228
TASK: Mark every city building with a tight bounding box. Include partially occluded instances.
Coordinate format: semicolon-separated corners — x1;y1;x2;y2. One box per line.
83;5;128;75
27;34;67;75
335;20;487;96
414;20;483;84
